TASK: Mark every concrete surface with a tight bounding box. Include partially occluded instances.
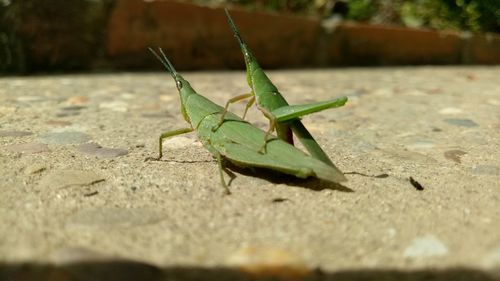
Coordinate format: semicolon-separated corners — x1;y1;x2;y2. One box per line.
0;66;499;281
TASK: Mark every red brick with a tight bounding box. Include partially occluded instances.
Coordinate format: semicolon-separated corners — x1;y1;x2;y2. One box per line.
106;0;321;69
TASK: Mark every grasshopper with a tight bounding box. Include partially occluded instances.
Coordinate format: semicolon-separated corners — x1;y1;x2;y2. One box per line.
148;48;347;194
219;9;347;171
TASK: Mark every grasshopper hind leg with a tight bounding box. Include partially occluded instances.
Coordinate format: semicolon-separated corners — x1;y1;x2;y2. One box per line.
215;152;231;195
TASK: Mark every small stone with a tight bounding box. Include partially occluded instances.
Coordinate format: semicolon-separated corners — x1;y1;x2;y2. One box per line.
159;95;175;102
56;105;86;117
406;140;435;150
39;170;105;189
471;165;500;176
482;246;500;271
6;143;50;154
99;101;128;112
384;149;437;164
60;105;86;111
0;106;16;117
444;150;467;163
51;247;109;264
141;112;170;118
120;93;135;100
17;96;43;102
56;111;80;117
65;96;89;106
0;130;33;137
439;107;462;115
403;235;449;258
46;120;72;126
25;164;47;175
67;207;164;228
487;99;500;106
372;88;392;97
77;143;128;158
226;246;310;279
162;136;199;149
443;118;478;127
38;131;91;144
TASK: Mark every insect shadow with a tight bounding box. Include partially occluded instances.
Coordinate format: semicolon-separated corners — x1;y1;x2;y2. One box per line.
151;157;352;193
223;161;354;193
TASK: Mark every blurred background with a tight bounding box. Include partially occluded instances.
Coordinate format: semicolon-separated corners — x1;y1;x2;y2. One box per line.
0;0;499;74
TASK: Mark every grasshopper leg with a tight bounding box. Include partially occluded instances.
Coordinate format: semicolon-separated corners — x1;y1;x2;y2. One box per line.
215;152;231;195
241;95;256;120
212;93;253;132
258;107;277;154
145;127;193;161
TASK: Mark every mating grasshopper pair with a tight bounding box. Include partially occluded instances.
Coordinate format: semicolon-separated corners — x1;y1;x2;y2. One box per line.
149;10;348;194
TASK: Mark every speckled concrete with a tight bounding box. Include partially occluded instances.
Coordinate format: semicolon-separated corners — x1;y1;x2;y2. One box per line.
0;67;499;281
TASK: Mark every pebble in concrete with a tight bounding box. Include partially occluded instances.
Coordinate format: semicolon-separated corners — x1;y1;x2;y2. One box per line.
141;112;170;119
443;118;479;127
99;101;128;112
25;164;47;175
56;105;86;117
16;96;44;102
471;165;500;176
444;150;467;163
482;245;500;274
0;130;33;137
5;143;50;154
162;136;200;149
77;143;128;158
405;140;435;150
65;96;89;106
67;207;164;228
38;131;91;145
50;247;110;264
438;107;463;115
226;245;310;279
39;170;105;189
403;235;449;258
46;120;72;127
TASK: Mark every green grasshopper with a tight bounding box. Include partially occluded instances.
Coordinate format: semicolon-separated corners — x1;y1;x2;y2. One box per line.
219;9;347;170
148;47;347;194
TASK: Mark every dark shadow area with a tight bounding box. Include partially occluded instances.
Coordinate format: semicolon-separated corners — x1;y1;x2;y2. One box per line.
0;262;497;281
225;163;354;193
146;157;353;193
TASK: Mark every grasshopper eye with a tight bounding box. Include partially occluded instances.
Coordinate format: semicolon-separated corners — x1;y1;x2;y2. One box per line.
176;80;183;90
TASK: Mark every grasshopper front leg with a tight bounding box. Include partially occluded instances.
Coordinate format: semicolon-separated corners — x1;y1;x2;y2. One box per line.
146;127;194;161
212;93;253;132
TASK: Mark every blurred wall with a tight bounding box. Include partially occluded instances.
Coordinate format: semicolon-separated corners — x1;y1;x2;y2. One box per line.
1;0;499;74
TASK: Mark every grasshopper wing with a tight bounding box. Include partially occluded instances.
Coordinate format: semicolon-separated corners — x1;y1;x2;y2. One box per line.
198;114;347;183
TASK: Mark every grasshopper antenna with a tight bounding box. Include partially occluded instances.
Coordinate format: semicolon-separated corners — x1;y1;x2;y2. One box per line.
148;47;172;74
158;48;179;77
224;9;248;51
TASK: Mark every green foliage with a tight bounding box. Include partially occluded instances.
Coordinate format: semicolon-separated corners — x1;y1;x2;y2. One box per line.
398;0;499;32
346;0;377;21
205;0;499;32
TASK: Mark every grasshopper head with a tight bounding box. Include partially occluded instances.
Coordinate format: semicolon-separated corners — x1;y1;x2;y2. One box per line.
224;9;258;87
148;47;194;95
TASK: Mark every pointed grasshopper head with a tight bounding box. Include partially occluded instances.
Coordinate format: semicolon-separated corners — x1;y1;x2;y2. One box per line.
149;47;195;122
224;9;258;87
